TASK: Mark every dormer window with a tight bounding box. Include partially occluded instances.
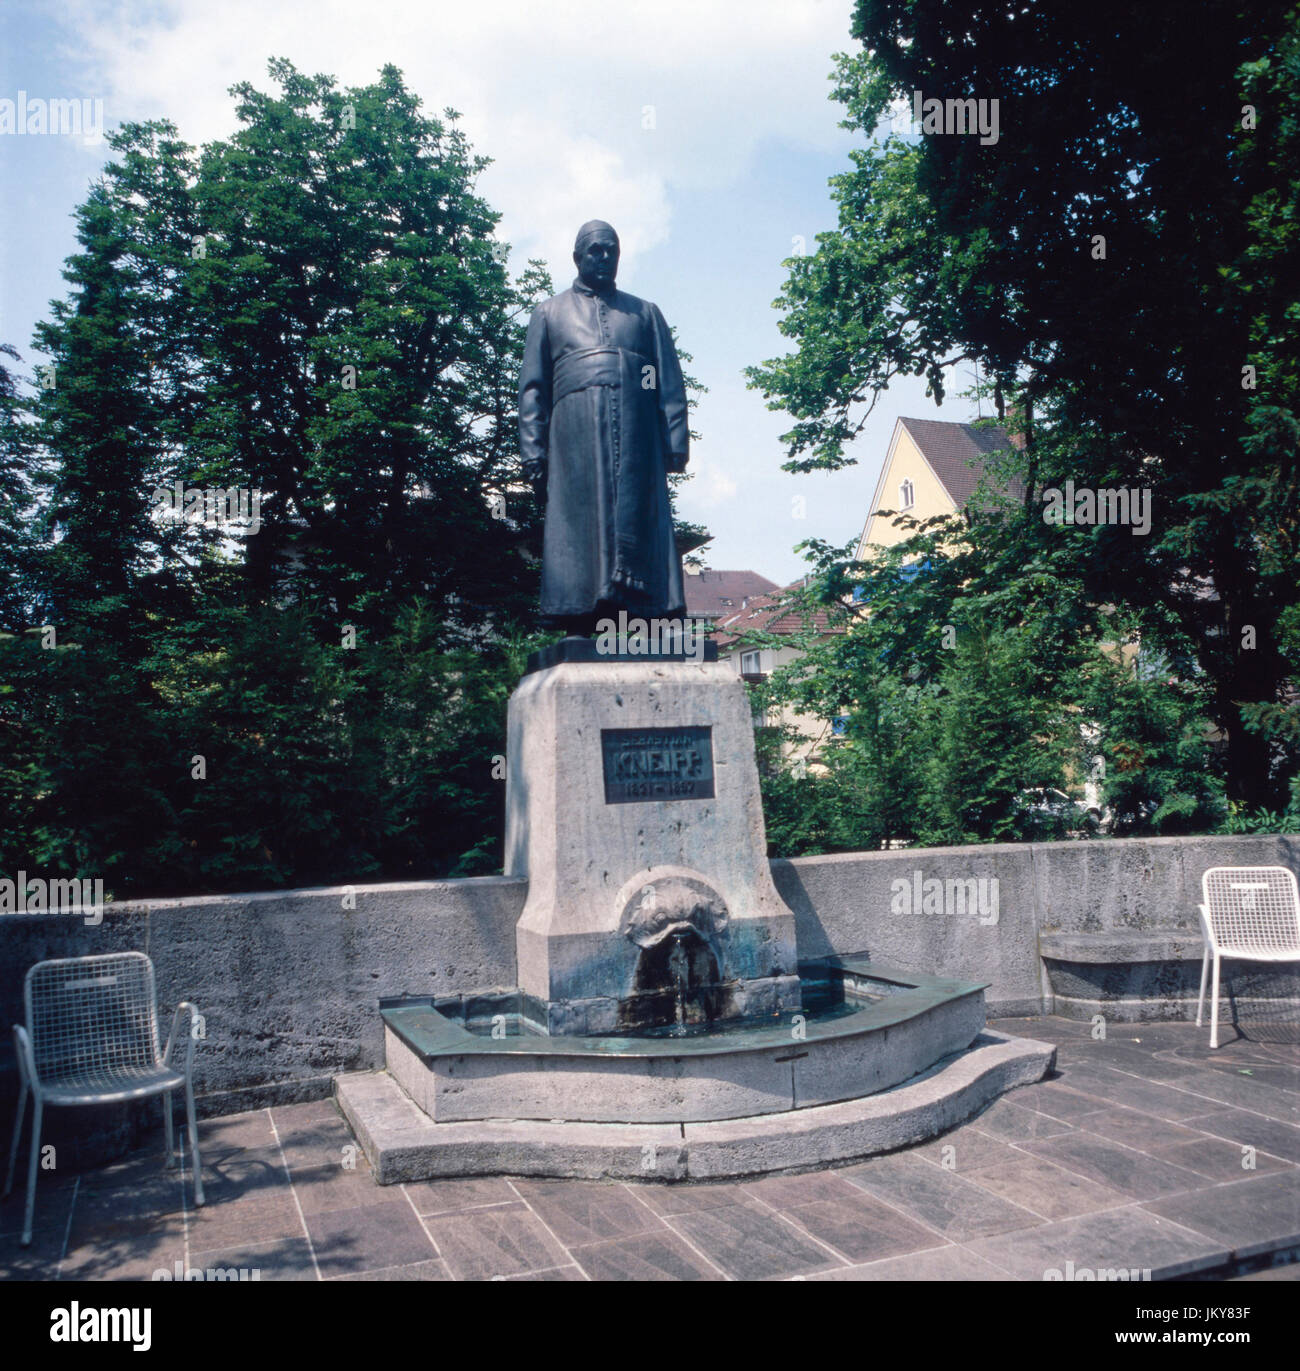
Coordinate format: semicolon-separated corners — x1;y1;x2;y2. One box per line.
899;478;915;510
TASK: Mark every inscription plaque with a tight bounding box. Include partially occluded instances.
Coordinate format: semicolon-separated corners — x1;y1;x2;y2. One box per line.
601;726;714;804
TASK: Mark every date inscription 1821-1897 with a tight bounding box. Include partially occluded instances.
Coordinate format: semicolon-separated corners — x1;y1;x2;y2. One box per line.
601;727;714;805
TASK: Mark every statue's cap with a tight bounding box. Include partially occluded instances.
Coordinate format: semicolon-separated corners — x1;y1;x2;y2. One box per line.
574;220;619;252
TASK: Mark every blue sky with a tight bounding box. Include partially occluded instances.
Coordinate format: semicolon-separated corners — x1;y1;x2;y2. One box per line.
0;0;964;586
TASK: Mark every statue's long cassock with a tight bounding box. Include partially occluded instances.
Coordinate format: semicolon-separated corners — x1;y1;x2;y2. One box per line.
518;277;689;624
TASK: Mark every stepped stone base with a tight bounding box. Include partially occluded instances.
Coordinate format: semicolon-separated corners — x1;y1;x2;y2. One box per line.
334;1029;1056;1184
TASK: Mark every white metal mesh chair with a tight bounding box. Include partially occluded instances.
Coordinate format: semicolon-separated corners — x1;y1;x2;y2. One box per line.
1197;866;1300;1048
3;951;204;1245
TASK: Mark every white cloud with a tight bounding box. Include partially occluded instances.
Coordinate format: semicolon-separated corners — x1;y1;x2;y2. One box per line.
688;463;740;508
58;0;855;281
24;0;890;585
488;131;673;281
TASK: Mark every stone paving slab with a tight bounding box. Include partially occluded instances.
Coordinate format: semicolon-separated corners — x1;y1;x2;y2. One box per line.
404;1176;519;1216
511;1178;667;1246
778;1190;945;1264
331;1257;452;1282
962;1205;1225;1281
912;1123;1024;1173
972;1096;1076;1141
301;1198;432;1279
1042;1064;1223;1121
189;1236;318;1281
1015;1131;1208;1200
664;1202;842;1279
1054;1046;1300;1118
1142;1170;1300;1260
1182;1108;1300;1163
569;1230;725;1281
1;1017;1296;1282
1230;1259;1300;1281
844;1150;1045;1241
961;1153;1131;1221
420;1202;568;1280
809;1245;1009;1281
0;1173;77;1243
1152;1136;1292;1181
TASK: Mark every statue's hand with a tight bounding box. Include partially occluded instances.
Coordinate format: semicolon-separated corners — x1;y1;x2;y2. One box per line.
666;453;688;475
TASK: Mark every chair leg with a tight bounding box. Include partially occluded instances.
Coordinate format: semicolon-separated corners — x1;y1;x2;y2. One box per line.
163;1090;175;1169
1196;948;1209;1028
1210;954;1221;1050
21;1098;42;1246
4;1079;28;1197
184;1078;204;1207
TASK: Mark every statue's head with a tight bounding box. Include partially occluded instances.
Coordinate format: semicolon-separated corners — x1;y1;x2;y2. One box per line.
573;220;619;291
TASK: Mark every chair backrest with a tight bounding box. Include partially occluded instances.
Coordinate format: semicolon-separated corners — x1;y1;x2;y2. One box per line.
24;952;161;1083
1201;866;1300;953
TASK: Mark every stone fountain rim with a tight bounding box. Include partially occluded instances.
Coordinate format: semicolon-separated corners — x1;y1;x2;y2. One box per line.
380;956;988;1063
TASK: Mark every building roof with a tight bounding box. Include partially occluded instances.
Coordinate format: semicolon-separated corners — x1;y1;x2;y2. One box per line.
683;569;779;620
714;580;846;646
896;417;1027;508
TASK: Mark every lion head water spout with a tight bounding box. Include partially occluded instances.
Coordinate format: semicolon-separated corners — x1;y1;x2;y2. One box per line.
619;922;725;1034
613;875;738;1033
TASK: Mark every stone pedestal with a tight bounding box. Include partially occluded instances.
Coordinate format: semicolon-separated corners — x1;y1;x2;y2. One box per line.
506;657;801;1034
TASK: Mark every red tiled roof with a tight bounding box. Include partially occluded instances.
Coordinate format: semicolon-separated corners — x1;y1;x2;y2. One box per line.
897;418;1028;507
683;569;780;619
713;580;846;646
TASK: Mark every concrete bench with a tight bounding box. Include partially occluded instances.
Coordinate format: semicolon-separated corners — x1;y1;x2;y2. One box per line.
1038;929;1204;965
1038;928;1300;1023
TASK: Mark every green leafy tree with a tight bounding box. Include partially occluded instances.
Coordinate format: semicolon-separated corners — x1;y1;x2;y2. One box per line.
0;345;38;629
1078;634;1226;835
6;61;678;895
748;0;1300;807
180;60;548;635
31;128;196;639
748;481;1224;851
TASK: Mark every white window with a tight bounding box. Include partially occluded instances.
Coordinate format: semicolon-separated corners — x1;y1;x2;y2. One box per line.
899;478;915;510
740;649;762;674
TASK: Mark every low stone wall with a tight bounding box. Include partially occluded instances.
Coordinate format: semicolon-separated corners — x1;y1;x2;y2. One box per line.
0;877;526;1157
774;843;1044;1016
776;831;1300;1022
1;833;1297;1136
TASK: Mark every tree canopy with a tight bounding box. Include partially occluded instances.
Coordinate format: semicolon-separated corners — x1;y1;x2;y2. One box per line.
0;61;569;894
748;0;1300;812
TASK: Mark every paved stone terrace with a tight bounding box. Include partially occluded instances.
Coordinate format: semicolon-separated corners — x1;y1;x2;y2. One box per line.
3;1017;1298;1282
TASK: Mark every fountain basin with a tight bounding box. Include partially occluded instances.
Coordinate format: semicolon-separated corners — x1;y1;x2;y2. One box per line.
379;956;987;1125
